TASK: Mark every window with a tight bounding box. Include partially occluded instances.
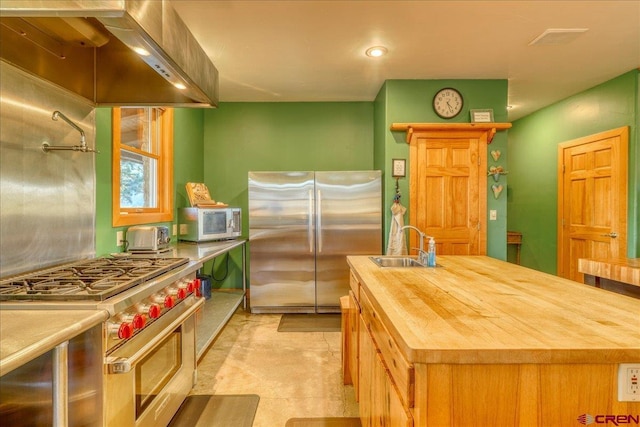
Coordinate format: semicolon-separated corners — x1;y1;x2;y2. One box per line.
112;107;174;226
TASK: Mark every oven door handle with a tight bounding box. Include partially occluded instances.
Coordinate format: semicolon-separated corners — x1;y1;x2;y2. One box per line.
105;298;204;374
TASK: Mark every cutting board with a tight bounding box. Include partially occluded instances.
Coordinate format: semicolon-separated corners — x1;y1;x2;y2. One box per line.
186;182;228;208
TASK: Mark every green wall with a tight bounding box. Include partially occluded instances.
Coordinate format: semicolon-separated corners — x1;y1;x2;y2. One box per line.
202;102;375;231
508;70;639;274
174;108;206;211
374;79;509;259
95;108;114;256
94;108;205;257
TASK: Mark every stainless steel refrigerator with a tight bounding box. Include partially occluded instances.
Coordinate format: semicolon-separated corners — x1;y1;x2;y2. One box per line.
248;171;382;313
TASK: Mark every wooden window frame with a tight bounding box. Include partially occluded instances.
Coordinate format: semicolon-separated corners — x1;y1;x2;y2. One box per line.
112;107;174;227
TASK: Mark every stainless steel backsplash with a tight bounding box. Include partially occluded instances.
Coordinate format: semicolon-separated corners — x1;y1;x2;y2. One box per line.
0;61;96;277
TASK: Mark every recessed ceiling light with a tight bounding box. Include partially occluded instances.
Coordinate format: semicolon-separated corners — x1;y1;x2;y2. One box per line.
365;46;387;57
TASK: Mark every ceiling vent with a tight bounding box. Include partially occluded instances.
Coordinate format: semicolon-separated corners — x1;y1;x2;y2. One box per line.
529;28;589;46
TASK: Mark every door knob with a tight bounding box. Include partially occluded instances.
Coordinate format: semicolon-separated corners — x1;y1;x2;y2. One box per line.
602;232;618;238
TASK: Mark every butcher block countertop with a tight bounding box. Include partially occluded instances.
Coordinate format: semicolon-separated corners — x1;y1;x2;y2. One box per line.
347;255;640;365
578;257;640;286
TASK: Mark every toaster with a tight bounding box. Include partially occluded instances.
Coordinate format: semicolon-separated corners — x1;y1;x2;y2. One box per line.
126;226;171;251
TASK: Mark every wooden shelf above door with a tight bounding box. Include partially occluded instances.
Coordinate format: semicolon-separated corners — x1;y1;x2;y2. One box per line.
391;122;512;143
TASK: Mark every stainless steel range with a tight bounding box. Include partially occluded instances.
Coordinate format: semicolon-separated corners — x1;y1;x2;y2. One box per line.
0;256;205;427
0;257;189;301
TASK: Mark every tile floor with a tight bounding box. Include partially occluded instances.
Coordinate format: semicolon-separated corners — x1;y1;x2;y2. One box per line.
191;310;360;426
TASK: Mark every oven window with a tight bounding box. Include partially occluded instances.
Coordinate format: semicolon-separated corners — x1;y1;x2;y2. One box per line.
135;326;183;418
203;211;227;235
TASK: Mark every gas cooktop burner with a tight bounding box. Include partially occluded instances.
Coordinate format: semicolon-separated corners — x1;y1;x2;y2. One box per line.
0;257;189;302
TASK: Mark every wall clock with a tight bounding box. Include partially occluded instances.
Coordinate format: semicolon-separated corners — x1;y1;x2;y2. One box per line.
433;87;463;119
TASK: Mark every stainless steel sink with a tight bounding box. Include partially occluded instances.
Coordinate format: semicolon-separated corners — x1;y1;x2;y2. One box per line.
369;256;425;268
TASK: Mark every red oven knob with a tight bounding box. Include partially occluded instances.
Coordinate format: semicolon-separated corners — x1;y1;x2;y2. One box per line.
176;282;189;298
194;279;202;297
139;303;161;319
117;322;133;340
164;295;175;309
131;313;146;329
151;293;174;310
187;279;197;294
178;279;196;295
148;304;161;319
121;313;146;330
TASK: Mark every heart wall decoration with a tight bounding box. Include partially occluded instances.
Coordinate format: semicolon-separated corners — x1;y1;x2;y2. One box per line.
488;166;508;182
491;184;503;199
490;150;501;161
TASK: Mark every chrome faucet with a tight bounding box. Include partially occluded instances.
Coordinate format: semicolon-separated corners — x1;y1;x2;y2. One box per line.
399;225;428;265
42;110;98;153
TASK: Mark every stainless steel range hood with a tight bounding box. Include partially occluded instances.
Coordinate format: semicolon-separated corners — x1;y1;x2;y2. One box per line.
0;1;218;107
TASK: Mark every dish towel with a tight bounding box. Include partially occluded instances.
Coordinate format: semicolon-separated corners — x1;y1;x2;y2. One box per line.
386;202;408;255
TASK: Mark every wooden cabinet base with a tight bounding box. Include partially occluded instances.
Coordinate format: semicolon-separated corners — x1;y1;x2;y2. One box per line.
347;256;640;427
413;363;640;426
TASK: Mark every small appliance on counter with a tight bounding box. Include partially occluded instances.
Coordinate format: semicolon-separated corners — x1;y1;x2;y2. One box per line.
126;225;171;252
178;207;241;242
178;181;241;242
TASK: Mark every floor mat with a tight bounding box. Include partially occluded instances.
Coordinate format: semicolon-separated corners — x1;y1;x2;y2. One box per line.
168;394;259;427
285;417;362;427
277;314;342;332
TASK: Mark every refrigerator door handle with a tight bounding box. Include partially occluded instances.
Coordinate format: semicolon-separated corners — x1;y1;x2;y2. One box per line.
308;189;314;253
317;189;323;253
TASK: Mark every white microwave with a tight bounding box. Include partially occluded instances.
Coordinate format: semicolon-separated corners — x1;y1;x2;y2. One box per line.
178;207;241;242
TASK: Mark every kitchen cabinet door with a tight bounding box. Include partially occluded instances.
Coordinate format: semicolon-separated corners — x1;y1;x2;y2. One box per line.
348;291;359;399
386;368;413;427
359;316;413;427
358;316;375;427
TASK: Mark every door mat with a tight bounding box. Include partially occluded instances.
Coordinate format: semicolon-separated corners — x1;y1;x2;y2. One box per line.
277;314;342;332
168;394;259;427
285;417;362;427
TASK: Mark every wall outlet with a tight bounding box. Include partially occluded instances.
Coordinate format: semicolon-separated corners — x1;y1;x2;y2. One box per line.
116;231;124;247
489;210;497;221
618;363;640;401
179;224;188;235
173;224;177;236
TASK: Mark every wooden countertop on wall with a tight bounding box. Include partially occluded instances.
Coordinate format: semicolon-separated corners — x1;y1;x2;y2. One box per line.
347;255;640;365
578;257;640;287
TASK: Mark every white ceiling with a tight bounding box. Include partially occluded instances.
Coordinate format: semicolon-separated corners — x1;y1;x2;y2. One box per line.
173;0;640;120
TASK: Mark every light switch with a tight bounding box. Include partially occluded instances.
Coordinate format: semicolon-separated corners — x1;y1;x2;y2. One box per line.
489;210;497;221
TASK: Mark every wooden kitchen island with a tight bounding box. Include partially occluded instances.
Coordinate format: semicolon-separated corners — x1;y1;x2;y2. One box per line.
345;255;640;427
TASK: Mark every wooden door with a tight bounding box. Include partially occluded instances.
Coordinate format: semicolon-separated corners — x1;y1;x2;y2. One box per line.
558;127;628;282
409;130;487;255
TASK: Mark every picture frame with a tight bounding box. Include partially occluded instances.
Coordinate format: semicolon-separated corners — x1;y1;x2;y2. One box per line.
392;158;406;177
470;109;494;123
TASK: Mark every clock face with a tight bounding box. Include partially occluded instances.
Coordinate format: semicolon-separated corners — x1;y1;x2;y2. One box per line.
433;88;463;119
